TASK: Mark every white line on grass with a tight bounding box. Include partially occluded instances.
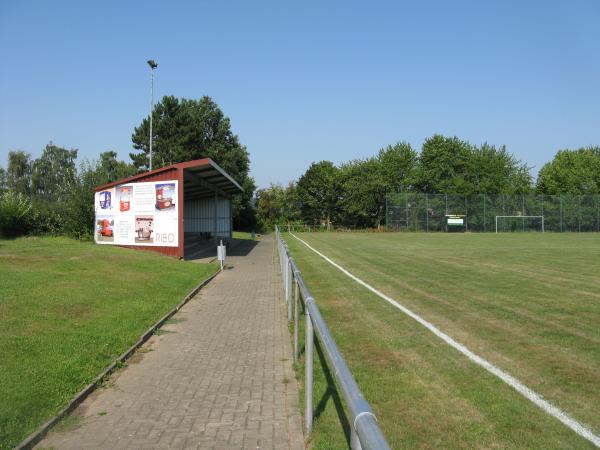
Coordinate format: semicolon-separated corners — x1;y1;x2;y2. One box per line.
289;232;600;447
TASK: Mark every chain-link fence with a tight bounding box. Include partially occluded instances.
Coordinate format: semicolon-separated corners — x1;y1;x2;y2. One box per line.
386;193;600;232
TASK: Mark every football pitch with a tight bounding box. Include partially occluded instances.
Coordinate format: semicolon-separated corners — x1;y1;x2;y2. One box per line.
283;231;600;449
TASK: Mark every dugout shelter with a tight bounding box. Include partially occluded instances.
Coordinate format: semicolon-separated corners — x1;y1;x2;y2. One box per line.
93;158;243;260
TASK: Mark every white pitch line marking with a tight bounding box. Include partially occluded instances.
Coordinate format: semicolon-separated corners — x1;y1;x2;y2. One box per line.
289;232;600;447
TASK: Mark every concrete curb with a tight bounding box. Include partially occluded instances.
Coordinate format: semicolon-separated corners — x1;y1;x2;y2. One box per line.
16;269;220;450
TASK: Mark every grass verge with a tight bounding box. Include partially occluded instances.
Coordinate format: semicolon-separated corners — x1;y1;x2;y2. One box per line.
0;236;218;449
232;230;258;241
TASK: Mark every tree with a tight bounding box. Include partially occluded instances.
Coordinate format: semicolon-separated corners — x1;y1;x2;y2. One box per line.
130;95;250;180
338;158;384;228
256;185;284;229
468;143;532;194
62;160;108;238
377;142;417;194
536;147;600;195
232;176;258;231
96;151;136;184
131;95;255;228
335;143;417;228
416;135;532;195
6;151;31;195
416;135;474;194
30;143;78;200
255;183;300;230
296;161;341;229
0;166;7;194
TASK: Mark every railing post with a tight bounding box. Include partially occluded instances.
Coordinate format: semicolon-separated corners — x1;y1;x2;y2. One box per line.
305;308;314;436
284;253;289;301
287;259;293;321
293;277;299;363
280;236;284;272
278;239;282;272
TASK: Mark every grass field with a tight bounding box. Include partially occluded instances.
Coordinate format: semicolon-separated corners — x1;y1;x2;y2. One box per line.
0;237;218;449
283;232;600;449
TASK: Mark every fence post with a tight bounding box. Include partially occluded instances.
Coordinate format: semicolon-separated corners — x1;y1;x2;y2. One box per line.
293;278;299;363
597;197;600;232
445;193;448;216
522;194;525;232
305;308;314;436
541;194;544;229
284;252;289;299
483;194;486;232
385;194;388;231
579;196;582;233
287;258;292;321
279;238;283;272
560;196;563;232
425;193;429;232
405;194;409;231
465;196;468;231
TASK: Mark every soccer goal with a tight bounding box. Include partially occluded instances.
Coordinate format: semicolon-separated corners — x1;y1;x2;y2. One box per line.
495;215;545;233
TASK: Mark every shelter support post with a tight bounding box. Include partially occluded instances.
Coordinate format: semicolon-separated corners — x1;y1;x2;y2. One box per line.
214;191;218;244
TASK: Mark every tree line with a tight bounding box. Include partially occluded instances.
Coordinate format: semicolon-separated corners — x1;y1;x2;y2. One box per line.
2;99;599;237
0;96;255;237
256;135;600;230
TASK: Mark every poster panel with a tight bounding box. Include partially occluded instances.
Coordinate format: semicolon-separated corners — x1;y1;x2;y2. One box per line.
94;180;178;247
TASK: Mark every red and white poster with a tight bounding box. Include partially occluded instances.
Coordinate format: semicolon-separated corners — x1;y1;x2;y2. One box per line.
94;180;178;247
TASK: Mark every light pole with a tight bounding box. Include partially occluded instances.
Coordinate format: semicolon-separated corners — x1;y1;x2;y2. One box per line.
147;59;158;171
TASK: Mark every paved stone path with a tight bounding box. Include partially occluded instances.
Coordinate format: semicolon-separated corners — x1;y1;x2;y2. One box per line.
38;235;304;450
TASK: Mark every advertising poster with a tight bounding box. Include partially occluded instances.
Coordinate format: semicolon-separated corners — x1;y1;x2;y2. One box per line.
94;180;178;247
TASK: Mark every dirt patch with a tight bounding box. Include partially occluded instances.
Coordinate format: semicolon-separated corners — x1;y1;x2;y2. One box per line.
53;413;85;433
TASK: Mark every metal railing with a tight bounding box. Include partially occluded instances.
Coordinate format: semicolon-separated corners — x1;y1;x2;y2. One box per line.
275;226;390;450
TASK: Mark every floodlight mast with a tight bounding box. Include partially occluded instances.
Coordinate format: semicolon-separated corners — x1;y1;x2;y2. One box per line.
147;59;158;171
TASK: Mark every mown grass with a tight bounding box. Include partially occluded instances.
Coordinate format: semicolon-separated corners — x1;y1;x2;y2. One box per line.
284;232;600;449
0;237;218;449
232;230;258;240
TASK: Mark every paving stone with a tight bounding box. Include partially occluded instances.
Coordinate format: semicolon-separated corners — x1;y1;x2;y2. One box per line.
37;236;304;450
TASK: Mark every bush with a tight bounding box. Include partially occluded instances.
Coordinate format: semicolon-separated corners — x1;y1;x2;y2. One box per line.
28;201;65;236
0;191;33;237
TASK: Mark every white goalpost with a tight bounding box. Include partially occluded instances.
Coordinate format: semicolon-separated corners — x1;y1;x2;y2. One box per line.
495;215;545;233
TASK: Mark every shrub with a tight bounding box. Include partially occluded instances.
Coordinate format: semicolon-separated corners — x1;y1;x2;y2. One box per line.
28;201;65;236
0;191;33;237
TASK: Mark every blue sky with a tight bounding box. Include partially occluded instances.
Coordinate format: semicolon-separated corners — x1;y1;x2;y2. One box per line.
1;0;599;188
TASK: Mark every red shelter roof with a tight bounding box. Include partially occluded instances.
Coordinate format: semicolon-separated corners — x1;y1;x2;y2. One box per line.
94;158;243;196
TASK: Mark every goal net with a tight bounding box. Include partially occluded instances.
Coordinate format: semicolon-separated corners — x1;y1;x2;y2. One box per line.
495;216;544;233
